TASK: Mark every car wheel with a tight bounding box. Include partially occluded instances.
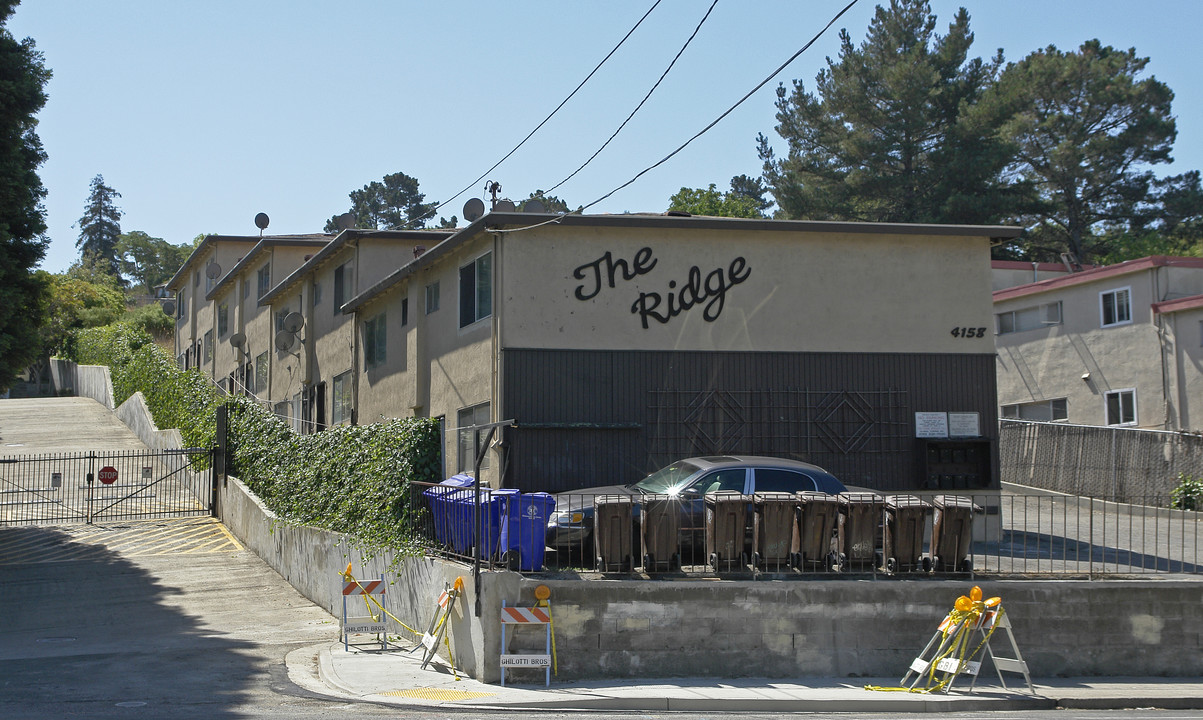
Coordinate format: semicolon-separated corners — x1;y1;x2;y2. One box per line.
960;558;973;573
921;556;933;573
886;557;898;573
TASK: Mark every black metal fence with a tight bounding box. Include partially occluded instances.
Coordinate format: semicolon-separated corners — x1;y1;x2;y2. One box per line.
409;483;1202;579
0;448;215;526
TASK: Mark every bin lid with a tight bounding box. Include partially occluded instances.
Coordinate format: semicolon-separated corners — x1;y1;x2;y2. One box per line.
933;494;982;511
440;473;476;487
752;491;796;504
886;494;932;509
840;491;885;504
796;490;845;506
593;494;635;506
704;491;752;505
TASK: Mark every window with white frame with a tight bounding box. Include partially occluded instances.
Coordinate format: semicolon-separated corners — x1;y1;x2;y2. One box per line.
177;290;186;319
203;330;214;365
333;262;351;314
996;301;1062;335
363;311;386;370
1105;389;1136;426
1001;398;1068;422
425;281;440;314
217;303;229;337
257;263;271;299
1100;287;1132;327
255;351;269;393
332;370;353;425
456;402;491;473
459;251;492;328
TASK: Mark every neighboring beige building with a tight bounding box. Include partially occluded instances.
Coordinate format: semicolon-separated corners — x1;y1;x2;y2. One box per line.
994;256;1203;430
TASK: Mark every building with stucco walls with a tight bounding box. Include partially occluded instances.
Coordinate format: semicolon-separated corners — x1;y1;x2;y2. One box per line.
994;255;1203;430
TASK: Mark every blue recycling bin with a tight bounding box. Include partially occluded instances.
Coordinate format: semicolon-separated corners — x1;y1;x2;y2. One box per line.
443;487;519;557
499;493;557;571
422;474;475;546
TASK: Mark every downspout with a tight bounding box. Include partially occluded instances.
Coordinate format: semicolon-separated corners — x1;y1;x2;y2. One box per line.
303;272;315;384
491;231;504;488
1154;268;1172;429
349;237;362;425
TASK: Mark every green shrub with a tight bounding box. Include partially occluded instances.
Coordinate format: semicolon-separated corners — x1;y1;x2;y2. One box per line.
1171;473;1203;511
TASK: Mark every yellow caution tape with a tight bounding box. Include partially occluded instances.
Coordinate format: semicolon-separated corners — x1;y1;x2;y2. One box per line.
340;564;422;640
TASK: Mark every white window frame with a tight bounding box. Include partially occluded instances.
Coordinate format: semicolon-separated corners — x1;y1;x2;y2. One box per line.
332;370;353;425
425;281;440;314
1001;398;1068;422
364;312;386;370
1100;287;1132;328
257;263;272;299
996;301;1062;335
458;251;492;328
1104;388;1137;426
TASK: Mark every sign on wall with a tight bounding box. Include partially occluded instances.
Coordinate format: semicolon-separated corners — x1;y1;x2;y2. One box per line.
915;412;982;438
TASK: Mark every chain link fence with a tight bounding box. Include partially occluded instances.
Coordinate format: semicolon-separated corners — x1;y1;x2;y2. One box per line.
1000;419;1203;502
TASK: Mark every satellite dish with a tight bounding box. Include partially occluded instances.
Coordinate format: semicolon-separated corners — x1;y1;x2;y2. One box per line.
230;332;246;349
463;198;485;222
274;331;295;353
254;212;270;230
494;199;516;213
205;262;222;279
334;212;356;231
524;198;546;214
282;312;305;334
160;300;176;316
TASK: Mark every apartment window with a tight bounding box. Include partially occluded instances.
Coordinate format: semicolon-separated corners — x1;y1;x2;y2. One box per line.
457;402;491;472
242;277;250;300
203;330;214;365
275;308;289;334
332;370;352;425
364;312;386;370
996;301;1062;335
333;262;351;314
257;263;271;299
217;303;229;337
255;351;269;394
400;297;409;327
1100;287;1132;327
177;290;186;319
1105;389;1137;426
459;251;492;328
425;281;440;314
273;400;290;422
194;270;200;287
314;281;322;306
1001;398;1068;422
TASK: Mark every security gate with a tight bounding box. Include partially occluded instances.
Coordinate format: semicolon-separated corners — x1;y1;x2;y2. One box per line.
0;448;215;525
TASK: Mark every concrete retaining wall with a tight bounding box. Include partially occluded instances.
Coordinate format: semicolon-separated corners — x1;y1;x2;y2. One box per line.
115;391;185;450
48;359;113;409
498;577;1203;681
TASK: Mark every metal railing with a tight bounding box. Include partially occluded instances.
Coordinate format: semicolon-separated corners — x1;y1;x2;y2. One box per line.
409;482;1202;579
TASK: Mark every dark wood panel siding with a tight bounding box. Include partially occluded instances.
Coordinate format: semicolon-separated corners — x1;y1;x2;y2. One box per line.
500;349;998;494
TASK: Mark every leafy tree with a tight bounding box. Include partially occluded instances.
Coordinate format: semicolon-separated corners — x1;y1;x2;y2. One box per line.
517;190;572;214
0;1;51;392
986;40;1177;263
728;174;772;215
26;266;124;388
324;171;437;232
667;182;765;218
758;0;1020;225
116;230;191;294
76;173;123;277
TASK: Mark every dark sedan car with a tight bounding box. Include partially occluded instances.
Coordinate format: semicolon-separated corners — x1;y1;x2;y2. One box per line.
545;455;848;567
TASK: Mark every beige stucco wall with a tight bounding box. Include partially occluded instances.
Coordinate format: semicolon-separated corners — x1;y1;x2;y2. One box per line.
995;269;1165;427
499;225;994;353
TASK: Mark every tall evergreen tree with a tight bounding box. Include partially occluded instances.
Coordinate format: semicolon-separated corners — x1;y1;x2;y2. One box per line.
758;0;1021;225
76;173;123;277
0;0;51;392
324;171;436;232
984;40;1178;263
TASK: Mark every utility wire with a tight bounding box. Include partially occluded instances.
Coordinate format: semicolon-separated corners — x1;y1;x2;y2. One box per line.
578;0;861;214
544;0;720;196
430;0;663;216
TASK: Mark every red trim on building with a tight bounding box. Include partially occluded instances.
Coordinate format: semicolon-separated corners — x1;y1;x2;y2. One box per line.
1152;294;1203;315
993;256;1203;302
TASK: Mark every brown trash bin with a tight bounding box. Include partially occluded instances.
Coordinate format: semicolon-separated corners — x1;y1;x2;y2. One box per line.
593;495;634;572
640;493;681;572
839;491;885;571
752;492;797;569
884;494;932;573
705;491;751;571
794;491;843;571
932;494;981;572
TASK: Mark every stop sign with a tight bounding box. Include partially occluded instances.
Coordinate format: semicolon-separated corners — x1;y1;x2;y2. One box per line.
98;466;118;485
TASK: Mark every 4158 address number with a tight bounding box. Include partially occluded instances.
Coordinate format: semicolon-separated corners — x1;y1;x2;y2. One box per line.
951;327;987;338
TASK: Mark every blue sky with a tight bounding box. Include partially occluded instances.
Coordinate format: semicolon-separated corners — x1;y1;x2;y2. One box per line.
10;1;1203;274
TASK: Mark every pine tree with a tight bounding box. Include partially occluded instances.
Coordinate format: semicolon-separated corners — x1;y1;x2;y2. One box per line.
0;0;51;392
758;0;1021;225
76;174;123;277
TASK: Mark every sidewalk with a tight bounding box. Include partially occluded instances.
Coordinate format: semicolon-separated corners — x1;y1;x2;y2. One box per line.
285;641;1203;713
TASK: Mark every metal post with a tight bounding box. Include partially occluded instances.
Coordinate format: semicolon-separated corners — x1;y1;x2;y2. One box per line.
467;419;515;618
85;451;95;525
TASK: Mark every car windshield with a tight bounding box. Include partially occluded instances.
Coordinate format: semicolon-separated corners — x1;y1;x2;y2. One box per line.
630;461;702;494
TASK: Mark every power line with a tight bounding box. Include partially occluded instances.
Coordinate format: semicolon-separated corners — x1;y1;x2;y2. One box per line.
543;0;720;196
579;0;861;214
430;0;663;216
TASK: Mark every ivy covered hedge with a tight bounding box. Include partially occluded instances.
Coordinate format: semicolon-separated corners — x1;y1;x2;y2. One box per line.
69;323;442;551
